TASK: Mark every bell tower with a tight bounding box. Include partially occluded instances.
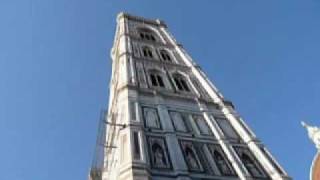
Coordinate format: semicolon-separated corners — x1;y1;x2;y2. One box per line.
90;12;291;180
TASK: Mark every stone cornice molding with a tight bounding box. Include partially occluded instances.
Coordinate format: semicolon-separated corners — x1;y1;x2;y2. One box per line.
115;32;172;48
117;12;167;28
117;84;217;105
117;51;190;70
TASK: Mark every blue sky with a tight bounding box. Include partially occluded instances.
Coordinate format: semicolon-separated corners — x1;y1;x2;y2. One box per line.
0;0;319;179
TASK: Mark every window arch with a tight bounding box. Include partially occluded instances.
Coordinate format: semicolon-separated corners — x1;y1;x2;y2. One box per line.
138;28;157;42
142;46;153;58
172;73;190;92
160;49;172;62
149;70;165;88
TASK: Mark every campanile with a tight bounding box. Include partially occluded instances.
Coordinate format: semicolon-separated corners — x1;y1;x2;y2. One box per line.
90;13;291;180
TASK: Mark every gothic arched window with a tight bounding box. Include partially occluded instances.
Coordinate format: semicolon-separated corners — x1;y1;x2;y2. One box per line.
173;74;190;92
241;153;264;177
142;46;153;58
160;49;172;62
139;28;157;42
149;71;165;88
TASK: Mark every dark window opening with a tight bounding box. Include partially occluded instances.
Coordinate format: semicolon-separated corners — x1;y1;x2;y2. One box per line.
150;73;165;88
151;35;156;41
160;50;172;62
140;33;145;39
174;78;183;90
148;50;153;58
143;49;148;57
157;75;164;87
150;74;157;86
142;47;153;58
174;76;190;92
166;54;171;61
161;53;166;60
139;30;157;42
145;34;150;40
181;79;190;91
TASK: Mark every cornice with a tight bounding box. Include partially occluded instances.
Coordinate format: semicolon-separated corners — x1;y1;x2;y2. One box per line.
116;51;190;71
136;57;191;71
130;35;174;48
122;84;217;106
116;32;175;48
117;12;167;28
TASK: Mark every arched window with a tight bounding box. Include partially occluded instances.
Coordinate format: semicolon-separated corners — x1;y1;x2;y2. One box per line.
241;153;263;177
149;71;165;88
173;74;190;92
142;46;153;58
139;28;157;42
160;50;172;62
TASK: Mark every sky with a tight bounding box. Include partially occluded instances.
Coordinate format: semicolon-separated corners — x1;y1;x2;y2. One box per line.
0;0;319;179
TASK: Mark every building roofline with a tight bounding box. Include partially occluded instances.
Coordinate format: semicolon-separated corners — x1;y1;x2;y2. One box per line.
117;12;167;28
